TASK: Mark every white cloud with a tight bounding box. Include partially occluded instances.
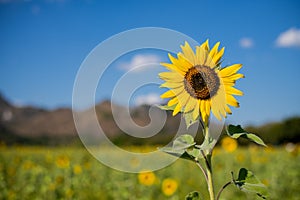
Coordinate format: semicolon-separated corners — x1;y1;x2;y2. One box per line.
276;28;300;47
135;93;162;106
118;54;161;72
239;38;254;48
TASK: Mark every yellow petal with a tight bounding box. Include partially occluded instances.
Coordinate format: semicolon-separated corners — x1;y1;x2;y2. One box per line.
222;78;236;86
219;84;227;118
192;100;200;120
168;53;191;72
159;71;183;81
211;102;221;121
205;100;211;117
164;85;184;96
212;47;225;64
225;105;232;115
219;103;226;118
226;86;243;96
176;92;190;109
201;39;210;51
226;94;239;107
177;53;193;69
160;63;185;76
200;100;207;121
205;42;220;68
227;73;245;80
195;46;208;65
184;97;197;113
204;54;213;68
173;103;182;116
211;82;227;120
180;41;196;65
209;42;220;59
203;115;209;124
220;64;243;77
160;81;182;89
167;97;178;107
160;90;176;98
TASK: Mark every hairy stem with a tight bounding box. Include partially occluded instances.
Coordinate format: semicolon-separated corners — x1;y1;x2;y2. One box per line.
202;126;215;200
196;161;208;182
206;154;215;200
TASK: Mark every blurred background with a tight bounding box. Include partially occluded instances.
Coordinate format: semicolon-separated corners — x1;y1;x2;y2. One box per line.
0;0;300;199
1;0;300;145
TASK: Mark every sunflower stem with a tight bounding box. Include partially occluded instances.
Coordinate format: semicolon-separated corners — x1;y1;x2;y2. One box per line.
203;126;215;200
206;153;215;200
196;161;208;182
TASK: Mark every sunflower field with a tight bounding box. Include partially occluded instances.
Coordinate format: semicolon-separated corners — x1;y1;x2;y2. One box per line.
0;143;299;200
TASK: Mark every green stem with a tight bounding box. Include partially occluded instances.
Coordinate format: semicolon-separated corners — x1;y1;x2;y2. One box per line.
203;126;215;200
196;161;208;182
206;154;215;200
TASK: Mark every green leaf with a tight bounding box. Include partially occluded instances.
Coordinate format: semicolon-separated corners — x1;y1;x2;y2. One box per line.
186;148;203;160
226;124;267;146
183;111;198;129
246;134;266;146
233;168;268;199
159;135;205;161
160;146;200;161
159;135;196;161
185;191;201;200
159;147;194;161
157;104;176;111
195;133;216;153
173;134;195;150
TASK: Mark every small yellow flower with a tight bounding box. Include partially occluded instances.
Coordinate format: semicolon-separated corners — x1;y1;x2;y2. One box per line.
73;165;82;175
138;171;156;186
22;160;35;170
162;178;178;196
221;137;238;152
55;155;70;169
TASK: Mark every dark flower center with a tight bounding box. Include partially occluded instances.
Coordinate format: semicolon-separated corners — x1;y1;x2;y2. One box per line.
184;65;220;100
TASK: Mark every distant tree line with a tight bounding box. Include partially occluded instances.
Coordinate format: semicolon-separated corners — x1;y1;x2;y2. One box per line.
1;116;299;146
246;116;300;145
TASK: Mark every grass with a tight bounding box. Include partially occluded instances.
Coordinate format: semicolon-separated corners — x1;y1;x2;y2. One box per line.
0;144;299;200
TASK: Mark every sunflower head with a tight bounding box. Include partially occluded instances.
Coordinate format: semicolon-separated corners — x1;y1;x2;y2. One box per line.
159;40;244;125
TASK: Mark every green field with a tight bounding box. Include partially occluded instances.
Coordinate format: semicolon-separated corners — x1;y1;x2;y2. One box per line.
0;145;299;200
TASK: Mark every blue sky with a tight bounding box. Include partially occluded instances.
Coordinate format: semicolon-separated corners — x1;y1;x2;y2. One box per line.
1;0;300;125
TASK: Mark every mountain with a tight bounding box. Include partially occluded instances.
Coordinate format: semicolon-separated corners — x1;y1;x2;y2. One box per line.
1;93;299;146
0;94;184;145
0;94;76;144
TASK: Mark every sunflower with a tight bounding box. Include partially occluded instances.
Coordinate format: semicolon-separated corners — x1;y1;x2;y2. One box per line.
221;136;238;152
55;155;70;169
159;40;244;124
138;171;156;186
162;178;178;196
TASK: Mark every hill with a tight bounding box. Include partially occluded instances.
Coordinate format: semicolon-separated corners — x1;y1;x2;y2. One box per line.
0;93;299;146
0;93;184;145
